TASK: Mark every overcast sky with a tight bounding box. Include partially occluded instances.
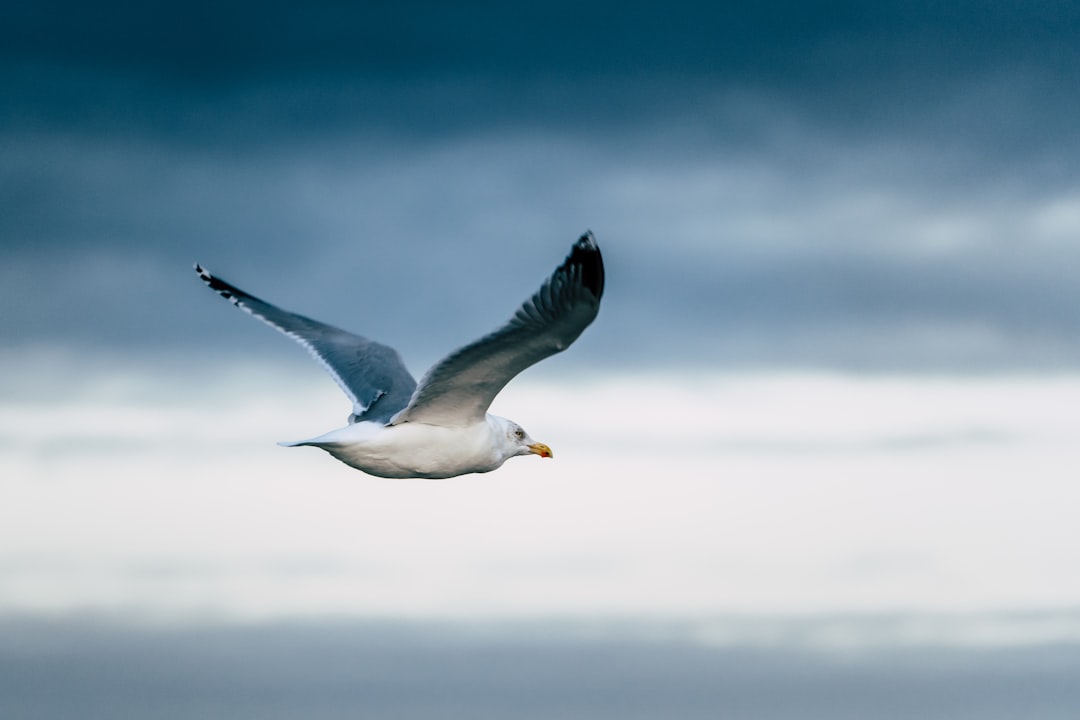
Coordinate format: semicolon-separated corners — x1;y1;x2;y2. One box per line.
4;0;1080;373
6;0;1080;618
6;4;1080;715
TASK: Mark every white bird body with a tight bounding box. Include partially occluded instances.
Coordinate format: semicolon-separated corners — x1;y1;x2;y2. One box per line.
195;233;601;479
281;415;549;479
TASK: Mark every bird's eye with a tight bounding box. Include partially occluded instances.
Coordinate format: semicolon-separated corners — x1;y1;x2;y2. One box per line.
514;429;525;439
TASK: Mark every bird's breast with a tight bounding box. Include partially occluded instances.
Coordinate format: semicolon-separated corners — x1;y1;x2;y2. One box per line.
316;421;502;479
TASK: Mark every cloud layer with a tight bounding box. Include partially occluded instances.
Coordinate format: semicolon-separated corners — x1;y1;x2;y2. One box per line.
3;616;1080;720
4;2;1080;371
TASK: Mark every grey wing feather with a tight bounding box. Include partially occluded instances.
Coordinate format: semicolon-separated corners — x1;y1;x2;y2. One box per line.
194;264;417;425
391;232;604;427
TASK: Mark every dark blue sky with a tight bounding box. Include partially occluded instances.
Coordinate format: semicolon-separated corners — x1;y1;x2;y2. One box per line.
4;1;1080;372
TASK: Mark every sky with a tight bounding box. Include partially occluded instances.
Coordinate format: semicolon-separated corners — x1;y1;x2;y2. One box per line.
5;0;1080;371
4;1;1080;716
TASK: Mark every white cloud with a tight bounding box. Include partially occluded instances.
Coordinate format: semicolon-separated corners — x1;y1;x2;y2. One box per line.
3;362;1080;622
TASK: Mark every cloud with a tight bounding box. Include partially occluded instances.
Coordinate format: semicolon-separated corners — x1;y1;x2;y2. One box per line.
6;1;1080;148
2;616;1080;720
4;368;1080;620
9;129;1080;371
4;1;1080;371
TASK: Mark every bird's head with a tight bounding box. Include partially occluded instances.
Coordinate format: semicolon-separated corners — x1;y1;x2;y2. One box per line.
493;416;553;461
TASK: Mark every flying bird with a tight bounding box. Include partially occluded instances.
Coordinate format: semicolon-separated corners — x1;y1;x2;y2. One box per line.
194;233;604;478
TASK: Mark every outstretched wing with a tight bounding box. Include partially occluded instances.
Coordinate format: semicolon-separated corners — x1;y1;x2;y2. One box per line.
391;232;604;427
194;265;417;424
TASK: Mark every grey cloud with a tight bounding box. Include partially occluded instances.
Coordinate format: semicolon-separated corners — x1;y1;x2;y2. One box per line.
5;1;1080;373
4;128;1080;373
5;1;1080;148
2;617;1080;720
7;2;1078;79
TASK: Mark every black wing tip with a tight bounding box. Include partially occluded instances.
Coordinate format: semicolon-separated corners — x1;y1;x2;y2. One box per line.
568;230;604;300
194;262;217;284
193;262;242;301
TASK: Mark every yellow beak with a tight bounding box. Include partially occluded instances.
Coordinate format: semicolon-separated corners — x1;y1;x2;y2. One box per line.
528;442;553;459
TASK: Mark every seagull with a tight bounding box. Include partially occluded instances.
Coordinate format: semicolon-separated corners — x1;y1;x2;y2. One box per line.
194;232;604;478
